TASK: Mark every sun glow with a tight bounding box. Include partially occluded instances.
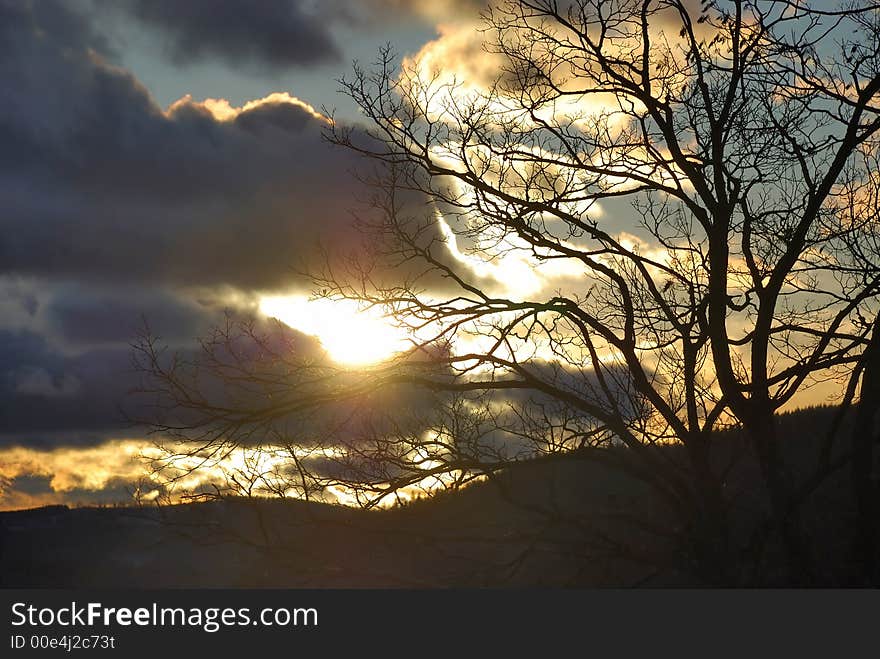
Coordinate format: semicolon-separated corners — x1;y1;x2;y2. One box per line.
259;295;412;365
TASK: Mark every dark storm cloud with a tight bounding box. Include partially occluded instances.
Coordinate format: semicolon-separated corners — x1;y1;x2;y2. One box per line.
0;293;249;443
118;0;342;69
43;285;214;345
0;328;133;441
0;0;114;57
0;0;448;293
106;0;488;72
0;313;326;446
0;0;497;460
2;281;39;318
0;1;472;454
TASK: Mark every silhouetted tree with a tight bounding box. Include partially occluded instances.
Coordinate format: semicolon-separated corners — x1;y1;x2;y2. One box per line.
135;0;880;585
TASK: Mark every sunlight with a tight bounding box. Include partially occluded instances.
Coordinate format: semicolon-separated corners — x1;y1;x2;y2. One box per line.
259;294;411;365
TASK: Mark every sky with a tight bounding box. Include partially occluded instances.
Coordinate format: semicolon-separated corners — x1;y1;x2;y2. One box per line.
0;0;857;511
0;0;501;510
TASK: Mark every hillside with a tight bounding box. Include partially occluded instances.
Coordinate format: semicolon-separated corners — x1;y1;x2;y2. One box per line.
0;406;866;587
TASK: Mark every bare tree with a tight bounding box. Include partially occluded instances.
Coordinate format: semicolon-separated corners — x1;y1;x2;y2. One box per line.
134;0;880;585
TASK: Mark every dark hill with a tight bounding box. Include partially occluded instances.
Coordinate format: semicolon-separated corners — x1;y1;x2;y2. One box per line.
0;405;865;587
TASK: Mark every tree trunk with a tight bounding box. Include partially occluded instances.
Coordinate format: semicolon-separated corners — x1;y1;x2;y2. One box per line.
852;317;880;585
746;410;815;584
685;435;736;584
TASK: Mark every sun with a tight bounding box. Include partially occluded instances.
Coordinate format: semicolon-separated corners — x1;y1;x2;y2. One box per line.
259;295;411;366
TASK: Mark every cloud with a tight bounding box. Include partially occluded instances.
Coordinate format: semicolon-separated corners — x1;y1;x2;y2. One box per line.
0;0;639;507
0;309;328;445
0;279;40;324
399;0;717;124
43;284;217;346
367;0;486;22
14;368;82;398
0;441;158;510
0;1;434;293
116;0;342;69
0;328;136;440
105;0;488;73
0;310;631;508
0;0;114;58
